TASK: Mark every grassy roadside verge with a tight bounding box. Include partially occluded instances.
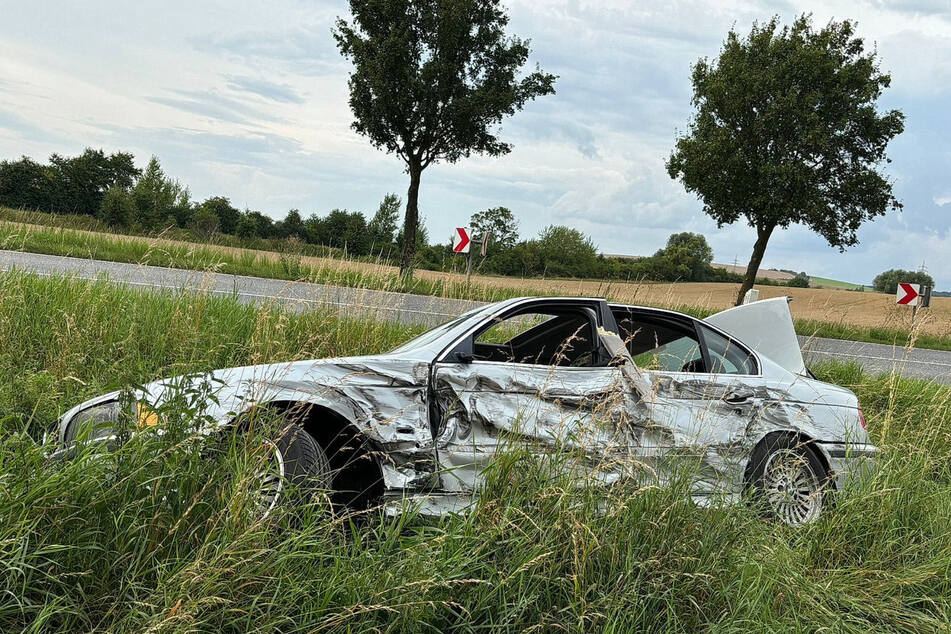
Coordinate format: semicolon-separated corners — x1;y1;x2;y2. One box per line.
796;318;951;352
1;218;948;352
2;270;951;631
0;219;533;303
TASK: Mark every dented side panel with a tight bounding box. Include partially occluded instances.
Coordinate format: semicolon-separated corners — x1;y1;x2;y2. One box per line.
138;355;439;490
643;369;867;495
433;361;647;492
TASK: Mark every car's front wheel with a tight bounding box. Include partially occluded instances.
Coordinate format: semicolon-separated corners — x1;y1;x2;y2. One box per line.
256;421;331;517
748;435;829;525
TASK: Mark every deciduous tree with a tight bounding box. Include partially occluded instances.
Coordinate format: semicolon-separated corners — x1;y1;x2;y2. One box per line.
872;269;933;294
279;209;306;240
667;15;904;305
49;149;139;215
334;0;556;278
197;197;240;235
98;186;135;227
534;225;597;277
470;206;519;251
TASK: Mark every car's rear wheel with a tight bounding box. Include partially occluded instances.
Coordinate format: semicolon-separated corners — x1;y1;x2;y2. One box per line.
748;436;829;525
256;421;331;517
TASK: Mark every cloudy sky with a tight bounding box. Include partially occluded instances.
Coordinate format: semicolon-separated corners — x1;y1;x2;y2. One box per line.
1;1;949;287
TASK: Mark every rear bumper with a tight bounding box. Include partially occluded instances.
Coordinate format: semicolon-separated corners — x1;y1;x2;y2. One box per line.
815;442;879;492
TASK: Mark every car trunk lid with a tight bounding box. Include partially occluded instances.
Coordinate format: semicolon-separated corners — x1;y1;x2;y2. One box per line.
704;296;807;376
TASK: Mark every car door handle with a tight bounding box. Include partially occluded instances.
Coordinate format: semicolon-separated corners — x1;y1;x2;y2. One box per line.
724;392;753;404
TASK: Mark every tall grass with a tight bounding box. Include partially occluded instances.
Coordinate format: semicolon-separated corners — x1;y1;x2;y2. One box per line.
0;271;423;438
2;271;951;630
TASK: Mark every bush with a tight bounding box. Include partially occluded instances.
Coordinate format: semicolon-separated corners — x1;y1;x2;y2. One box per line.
873;268;934;294
786;272;810;287
97;186;135;227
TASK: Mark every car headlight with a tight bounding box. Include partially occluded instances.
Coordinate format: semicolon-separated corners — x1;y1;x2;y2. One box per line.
64;399;165;446
64;400;123;444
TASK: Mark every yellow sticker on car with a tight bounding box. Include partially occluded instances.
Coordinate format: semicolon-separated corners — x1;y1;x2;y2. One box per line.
136;403;160;428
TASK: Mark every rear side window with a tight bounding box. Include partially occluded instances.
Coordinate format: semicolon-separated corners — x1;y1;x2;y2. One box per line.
613;307;758;375
700;325;757;375
613;311;705;373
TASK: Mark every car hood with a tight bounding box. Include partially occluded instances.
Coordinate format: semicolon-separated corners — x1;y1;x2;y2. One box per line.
59;354;432;441
141;353;432;409
201;354;429;391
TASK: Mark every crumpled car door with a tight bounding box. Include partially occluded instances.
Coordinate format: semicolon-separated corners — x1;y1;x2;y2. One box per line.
432;361;650;493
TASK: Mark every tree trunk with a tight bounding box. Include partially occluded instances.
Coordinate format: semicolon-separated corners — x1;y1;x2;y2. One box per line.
399;161;422;280
734;224;775;306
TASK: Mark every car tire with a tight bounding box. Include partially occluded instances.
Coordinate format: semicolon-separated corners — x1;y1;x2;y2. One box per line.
747;435;829;525
257;421;331;516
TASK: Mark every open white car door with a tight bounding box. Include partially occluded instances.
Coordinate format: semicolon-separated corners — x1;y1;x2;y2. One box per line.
704;296;806;376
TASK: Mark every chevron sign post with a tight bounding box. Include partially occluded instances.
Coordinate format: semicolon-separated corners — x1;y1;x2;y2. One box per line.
897;282;933;329
896;283;920;306
452;227;471;253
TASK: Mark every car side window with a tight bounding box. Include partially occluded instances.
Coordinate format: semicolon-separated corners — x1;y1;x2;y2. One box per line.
699;325;757;375
614;311;706;373
472;309;602;367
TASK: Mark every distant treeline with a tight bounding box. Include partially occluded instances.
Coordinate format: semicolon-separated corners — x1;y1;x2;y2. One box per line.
0;148;801;284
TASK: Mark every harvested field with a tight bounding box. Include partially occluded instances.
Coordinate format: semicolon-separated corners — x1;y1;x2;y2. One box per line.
2;216;948;339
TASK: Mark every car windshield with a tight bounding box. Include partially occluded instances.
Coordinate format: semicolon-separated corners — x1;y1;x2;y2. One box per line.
389;306;487;354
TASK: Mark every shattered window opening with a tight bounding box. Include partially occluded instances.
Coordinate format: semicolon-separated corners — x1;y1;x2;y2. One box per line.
472;309;604;368
613;308;758;375
389;306;485;354
614;311;705;373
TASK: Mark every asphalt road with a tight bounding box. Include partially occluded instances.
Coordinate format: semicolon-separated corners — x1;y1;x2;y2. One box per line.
3;249;949;384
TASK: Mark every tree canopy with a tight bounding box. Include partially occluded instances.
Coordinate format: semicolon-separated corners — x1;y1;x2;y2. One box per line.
368;194;401;251
334;0;556;277
470;206;519;251
872;269;934;294
131;157;190;230
667;15;904;305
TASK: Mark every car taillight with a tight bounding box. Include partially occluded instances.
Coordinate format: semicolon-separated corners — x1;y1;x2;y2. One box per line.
858;406;867;430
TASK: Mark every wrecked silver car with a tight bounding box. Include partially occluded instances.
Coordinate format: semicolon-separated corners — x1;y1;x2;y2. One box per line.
56;296;876;525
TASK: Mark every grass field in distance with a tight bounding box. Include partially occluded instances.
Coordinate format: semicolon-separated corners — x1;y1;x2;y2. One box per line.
809;275;869;290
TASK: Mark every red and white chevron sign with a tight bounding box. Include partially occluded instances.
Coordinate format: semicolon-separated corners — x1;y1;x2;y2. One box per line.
452;227;471;253
896;283;920;306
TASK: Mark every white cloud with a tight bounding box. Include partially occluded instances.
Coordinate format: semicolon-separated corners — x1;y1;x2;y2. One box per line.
0;0;949;287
